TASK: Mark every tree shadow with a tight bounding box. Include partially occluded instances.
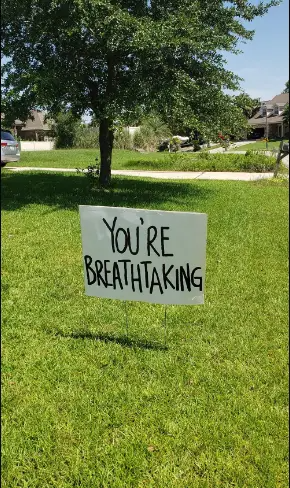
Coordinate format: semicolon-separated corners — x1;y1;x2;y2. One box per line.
1;171;214;211
54;330;168;351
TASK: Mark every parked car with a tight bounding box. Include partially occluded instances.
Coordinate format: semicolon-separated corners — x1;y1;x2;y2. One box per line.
1;130;21;167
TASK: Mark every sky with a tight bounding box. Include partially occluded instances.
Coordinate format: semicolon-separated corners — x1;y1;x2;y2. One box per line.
223;0;289;101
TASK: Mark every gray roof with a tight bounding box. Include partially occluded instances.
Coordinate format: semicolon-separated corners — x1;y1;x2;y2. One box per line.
248;114;285;126
15;110;51;131
248;92;288;126
270;93;289;104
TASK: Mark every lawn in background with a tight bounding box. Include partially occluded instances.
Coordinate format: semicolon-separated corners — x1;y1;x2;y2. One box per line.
9;148;276;172
17;148;169;169
232;139;284;152
1;171;288;487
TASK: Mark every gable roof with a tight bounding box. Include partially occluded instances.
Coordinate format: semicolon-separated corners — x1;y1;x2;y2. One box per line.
248;92;288;125
15;110;51;131
269;93;289;104
248;114;285;126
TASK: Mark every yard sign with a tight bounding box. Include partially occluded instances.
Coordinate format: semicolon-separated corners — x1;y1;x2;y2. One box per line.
79;206;207;306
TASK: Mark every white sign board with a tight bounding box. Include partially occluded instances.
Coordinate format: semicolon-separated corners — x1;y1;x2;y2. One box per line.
79;206;207;306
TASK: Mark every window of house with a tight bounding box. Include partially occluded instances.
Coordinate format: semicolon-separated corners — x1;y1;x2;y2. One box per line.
273;105;279;115
261;106;267;116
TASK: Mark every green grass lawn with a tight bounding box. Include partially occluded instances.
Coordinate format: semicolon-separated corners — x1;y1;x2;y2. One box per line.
232;140;283;152
7;148;276;172
1;171;288;487
16;148;170;169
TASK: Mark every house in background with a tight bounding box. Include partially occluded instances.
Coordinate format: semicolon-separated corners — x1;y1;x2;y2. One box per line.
248;93;289;139
14;110;54;141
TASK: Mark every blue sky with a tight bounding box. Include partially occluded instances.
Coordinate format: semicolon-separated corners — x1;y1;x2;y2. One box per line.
223;0;289;101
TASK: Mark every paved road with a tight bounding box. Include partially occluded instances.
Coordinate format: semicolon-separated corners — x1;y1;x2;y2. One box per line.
5;166;274;181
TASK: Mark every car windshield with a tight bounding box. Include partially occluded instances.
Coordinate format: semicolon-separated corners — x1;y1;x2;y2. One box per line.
1;131;15;141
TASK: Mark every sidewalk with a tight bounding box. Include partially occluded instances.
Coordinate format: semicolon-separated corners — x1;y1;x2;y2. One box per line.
5;166;274;181
208;140;257;154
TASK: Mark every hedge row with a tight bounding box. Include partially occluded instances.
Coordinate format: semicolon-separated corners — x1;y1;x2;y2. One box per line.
121;152;276;172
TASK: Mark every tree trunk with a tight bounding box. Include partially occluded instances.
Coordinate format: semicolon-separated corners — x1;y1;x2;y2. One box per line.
99;118;114;186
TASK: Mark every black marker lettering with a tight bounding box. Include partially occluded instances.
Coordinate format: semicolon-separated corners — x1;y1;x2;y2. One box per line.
112;262;123;290
102;217;117;253
180;264;191;291
147;226;160;256
191;267;203;291
162;264;175;290
140;261;152;288
131;263;142;293
104;260;113;287
150;267;164;294
95;260;107;287
118;259;131;285
115;228;128;254
127;226;140;255
161;227;174;257
84;255;96;285
175;268;180;291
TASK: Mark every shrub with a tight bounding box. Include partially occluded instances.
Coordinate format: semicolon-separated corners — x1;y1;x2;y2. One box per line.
54;111;79;149
169;136;181;152
74;126;99;149
193;152;275;172
133;126;158;151
114;129;133;150
74;125;133;150
192;140;201;152
76;159;100;187
133;114;171;151
118;152;276;172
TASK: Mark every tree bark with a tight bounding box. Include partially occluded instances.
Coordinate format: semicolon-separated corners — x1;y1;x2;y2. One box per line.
99;118;114;186
98;55;116;186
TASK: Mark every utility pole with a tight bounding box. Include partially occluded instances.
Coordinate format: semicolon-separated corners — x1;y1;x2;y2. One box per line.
262;101;269;150
265;108;268;150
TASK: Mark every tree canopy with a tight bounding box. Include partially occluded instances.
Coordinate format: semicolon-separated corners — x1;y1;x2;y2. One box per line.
282;104;289;124
1;0;281;184
234;93;260;119
283;81;289;93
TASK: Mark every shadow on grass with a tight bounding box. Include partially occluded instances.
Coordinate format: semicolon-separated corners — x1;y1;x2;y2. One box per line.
56;330;168;351
1;171;214;211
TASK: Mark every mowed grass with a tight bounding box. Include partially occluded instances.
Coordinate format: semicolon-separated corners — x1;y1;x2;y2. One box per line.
9;148;276;172
232;140;283;152
1;171;289;487
16;148;170;170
